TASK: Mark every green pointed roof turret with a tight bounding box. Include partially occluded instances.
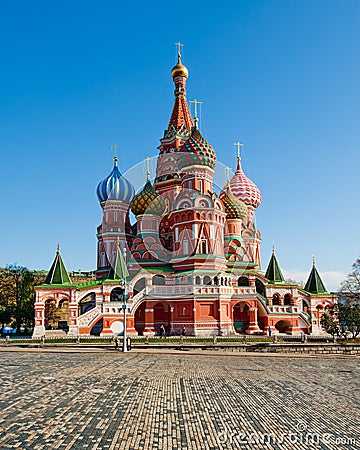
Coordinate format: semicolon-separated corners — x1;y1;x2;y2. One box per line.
265;245;285;283
44;243;71;285
108;242;129;281
304;257;327;294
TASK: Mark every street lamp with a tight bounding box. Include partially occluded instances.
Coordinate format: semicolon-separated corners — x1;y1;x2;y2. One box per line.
122;247;128;353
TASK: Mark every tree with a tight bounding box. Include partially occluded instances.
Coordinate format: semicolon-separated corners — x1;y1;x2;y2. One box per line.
340;257;360;305
320;312;339;337
338;304;360;339
2;265;43;333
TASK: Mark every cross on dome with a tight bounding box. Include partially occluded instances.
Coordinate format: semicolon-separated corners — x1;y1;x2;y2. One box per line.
174;42;184;59
234;141;244;160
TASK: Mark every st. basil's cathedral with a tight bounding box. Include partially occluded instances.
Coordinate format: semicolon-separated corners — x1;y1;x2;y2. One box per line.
33;51;337;338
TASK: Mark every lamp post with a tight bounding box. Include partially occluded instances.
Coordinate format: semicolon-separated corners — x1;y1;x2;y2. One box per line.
122;248;128;353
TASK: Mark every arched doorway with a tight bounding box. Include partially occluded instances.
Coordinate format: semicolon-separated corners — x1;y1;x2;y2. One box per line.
44;298;69;330
153;302;171;335
233;302;250;333
57;300;70;331
275;320;293;334
134;302;146;335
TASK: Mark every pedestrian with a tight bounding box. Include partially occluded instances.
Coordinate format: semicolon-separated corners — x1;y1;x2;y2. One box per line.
181;326;186;337
160;324;165;338
114;336;119;350
268;326;272;337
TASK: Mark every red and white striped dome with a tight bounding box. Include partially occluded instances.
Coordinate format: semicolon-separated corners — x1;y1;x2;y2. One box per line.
221;158;262;209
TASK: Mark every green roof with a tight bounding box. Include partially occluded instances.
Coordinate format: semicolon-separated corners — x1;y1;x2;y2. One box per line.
265;250;284;283
108;246;129;281
44;244;71;285
304;261;327;294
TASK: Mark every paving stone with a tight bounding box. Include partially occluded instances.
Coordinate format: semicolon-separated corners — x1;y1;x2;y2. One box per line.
0;353;359;449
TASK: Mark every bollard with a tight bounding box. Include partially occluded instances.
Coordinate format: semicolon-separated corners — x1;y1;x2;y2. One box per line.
213;335;217;345
273;335;277;343
127;337;131;351
5;336;10;346
146;336;149;344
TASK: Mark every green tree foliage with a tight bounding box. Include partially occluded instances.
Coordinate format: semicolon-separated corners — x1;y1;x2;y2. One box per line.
338;304;360;339
0;265;44;333
340;257;360;305
320;312;339;337
320;303;360;339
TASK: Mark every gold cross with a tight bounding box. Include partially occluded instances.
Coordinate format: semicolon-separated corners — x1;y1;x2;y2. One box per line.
234;141;244;159
174;42;184;58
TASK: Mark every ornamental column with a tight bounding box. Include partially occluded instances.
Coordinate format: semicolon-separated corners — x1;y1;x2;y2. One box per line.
246;307;261;334
143;306;155;336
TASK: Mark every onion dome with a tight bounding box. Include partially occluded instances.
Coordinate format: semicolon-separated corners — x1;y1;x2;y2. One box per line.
130;174;166;216
171;54;189;79
220;183;248;220
178;122;216;170
221;156;261;209
97;157;135;203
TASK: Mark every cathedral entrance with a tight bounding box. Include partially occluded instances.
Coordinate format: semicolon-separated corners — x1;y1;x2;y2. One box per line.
44;298;70;330
154;302;171;335
275;320;293;334
233;302;250;333
134;302;146;335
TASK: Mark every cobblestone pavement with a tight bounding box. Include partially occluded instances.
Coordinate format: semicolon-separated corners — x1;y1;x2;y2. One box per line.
0;352;359;450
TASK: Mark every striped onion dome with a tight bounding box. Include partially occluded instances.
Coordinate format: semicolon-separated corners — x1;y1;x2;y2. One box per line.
97;157;135;203
178;123;216;170
130;176;166;216
220;184;248;220
221;157;262;209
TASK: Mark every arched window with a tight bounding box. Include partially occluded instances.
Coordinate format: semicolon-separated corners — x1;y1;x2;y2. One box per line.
255;279;266;297
214;276;219;286
238;277;249;287
195;276;201;285
272;293;280;305
203;276;211;285
111;287;125;302
201;240;207;254
152;275;165;286
284;294;292;305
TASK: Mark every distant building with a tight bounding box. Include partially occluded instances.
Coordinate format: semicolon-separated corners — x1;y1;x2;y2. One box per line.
33;53;337;337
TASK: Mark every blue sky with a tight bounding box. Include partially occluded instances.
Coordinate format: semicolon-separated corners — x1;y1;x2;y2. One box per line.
0;0;359;291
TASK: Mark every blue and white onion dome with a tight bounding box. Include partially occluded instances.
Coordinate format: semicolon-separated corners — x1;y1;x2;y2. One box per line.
96;157;135;203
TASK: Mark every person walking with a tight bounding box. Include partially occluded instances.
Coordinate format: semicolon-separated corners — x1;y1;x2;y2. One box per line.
160;324;165;338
